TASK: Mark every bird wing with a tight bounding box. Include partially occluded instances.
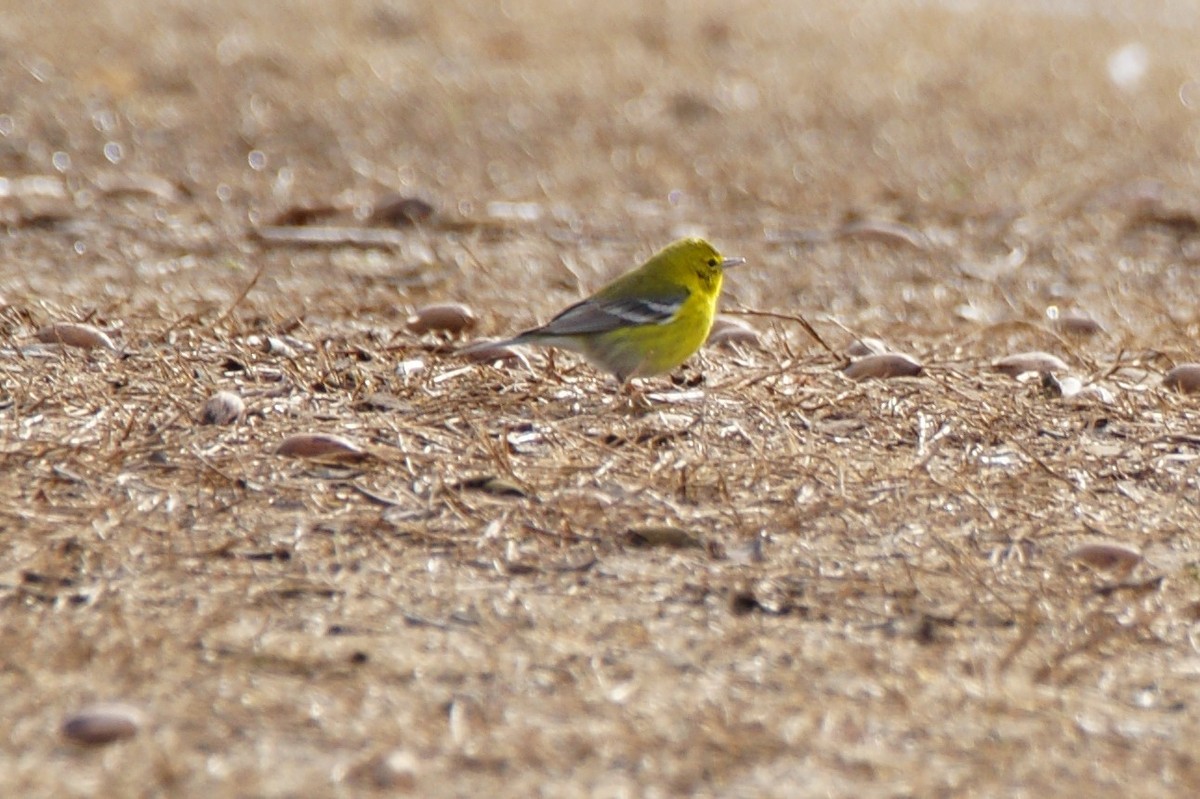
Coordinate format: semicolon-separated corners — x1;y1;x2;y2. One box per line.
530;289;689;337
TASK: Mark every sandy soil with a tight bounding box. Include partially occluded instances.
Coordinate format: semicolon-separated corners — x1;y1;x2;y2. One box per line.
3;1;1200;796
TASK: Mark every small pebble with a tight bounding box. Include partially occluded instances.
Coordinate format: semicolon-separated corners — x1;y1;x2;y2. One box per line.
372;749;419;789
199;391;244;425
264;336;298;358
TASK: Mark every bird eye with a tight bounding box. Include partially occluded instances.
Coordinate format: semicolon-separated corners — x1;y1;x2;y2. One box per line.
707;257;718;267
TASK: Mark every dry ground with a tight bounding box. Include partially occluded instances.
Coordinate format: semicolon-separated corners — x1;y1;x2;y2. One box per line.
4;1;1200;796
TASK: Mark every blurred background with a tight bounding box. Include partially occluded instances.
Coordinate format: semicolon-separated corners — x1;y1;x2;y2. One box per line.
2;0;1199;344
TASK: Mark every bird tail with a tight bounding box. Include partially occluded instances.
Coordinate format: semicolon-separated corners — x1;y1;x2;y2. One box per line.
459;333;529;356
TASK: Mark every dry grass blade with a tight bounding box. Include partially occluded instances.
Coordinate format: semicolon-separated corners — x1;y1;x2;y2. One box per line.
252;225;412;248
211;261;267;328
727;307;836;355
836;218;930;249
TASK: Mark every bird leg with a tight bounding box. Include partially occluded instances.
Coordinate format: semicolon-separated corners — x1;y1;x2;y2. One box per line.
613;373;654;412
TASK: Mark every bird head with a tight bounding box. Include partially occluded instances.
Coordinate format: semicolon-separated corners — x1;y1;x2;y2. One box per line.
664;237;746;292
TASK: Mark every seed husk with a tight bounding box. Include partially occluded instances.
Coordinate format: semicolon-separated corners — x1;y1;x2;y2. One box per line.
625;526;703;549
992;351;1068;377
457;475;527;498
706;317;760;348
1163;364;1200;394
369;194;435;227
843;352;923;381
275;433;365;459
35;322;117;351
460;340;526;366
406;303;478;335
1052;311;1103;337
62;703;144;745
846;337;890;357
1066;542;1142;575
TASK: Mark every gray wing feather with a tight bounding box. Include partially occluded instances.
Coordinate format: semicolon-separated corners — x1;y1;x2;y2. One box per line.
531;291;687;336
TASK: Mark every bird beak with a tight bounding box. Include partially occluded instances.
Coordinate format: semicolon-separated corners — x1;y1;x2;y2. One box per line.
721;257;747;269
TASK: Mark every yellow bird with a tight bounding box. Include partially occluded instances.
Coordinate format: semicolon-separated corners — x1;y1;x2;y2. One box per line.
468;238;745;383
